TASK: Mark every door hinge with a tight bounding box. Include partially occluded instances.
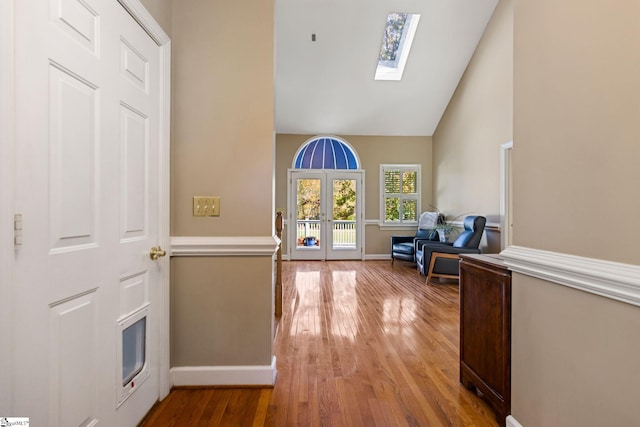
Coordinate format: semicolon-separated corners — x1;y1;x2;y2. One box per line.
14;213;23;246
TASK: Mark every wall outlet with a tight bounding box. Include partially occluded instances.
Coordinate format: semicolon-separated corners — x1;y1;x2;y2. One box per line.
193;196;220;216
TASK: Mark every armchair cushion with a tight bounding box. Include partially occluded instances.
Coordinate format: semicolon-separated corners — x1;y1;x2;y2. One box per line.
391;241;415;258
390;228;439;264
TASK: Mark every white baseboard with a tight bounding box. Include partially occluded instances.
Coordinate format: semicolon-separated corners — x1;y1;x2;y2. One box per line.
506;415;523;427
171;356;277;386
365;254;392;261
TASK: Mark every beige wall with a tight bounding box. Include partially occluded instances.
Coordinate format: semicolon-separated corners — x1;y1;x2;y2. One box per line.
511;273;640;426
514;0;640;264
171;257;273;366
276;134;433;256
169;0;275;368
511;0;640;424
172;1;274;237
138;0;172;37
432;0;513;254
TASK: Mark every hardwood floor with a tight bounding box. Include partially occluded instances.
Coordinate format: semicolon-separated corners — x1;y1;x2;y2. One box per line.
140;260;498;426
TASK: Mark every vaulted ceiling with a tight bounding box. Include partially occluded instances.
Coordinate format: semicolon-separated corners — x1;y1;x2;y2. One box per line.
275;0;499;136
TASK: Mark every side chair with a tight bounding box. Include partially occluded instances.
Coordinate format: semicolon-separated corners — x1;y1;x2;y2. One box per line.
390;212;444;264
416;215;486;283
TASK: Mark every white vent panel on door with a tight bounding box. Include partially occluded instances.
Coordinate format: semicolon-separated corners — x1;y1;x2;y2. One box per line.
49;63;98;252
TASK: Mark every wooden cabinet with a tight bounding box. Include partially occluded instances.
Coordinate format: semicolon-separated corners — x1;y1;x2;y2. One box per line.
459;254;511;426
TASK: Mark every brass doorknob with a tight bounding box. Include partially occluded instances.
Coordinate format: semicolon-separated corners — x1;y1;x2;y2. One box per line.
149;246;167;260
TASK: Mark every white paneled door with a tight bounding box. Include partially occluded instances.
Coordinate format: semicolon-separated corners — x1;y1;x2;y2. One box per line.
12;1;167;425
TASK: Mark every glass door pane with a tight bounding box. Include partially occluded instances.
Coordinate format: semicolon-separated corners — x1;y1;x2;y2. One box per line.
331;178;357;250
296;177;322;251
326;172;362;260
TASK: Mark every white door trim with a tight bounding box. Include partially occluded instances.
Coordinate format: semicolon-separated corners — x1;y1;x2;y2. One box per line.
500;141;513;250
0;0;15;412
117;0;172;400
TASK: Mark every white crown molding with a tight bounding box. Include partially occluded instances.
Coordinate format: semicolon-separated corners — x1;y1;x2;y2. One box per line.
171;236;281;257
501;246;640;307
170;357;277;386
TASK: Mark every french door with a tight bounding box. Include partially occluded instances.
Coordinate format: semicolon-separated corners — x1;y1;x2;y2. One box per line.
289;170;363;260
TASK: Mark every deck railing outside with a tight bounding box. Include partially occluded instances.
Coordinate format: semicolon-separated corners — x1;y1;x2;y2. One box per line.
296;219;356;248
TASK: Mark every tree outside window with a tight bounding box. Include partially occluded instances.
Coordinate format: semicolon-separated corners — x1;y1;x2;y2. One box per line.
297;179;321;220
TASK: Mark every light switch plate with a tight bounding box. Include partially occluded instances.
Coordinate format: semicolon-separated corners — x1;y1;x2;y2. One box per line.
193;196;220;216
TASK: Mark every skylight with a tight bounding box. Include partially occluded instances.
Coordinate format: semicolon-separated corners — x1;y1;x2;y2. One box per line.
375;13;421;81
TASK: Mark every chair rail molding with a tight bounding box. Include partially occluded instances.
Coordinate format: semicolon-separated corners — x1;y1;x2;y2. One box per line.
171;236;281;257
451;220;501;232
501;245;640;307
506;415;524;427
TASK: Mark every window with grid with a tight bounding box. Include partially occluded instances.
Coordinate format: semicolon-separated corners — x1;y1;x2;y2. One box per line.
380;164;421;224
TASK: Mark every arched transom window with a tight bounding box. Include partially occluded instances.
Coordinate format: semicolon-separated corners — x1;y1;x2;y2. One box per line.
293;136;360;170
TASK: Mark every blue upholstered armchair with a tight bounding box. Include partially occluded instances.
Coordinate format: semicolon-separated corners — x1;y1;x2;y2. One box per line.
391;228;439;264
391;212;444;264
415;215;487;281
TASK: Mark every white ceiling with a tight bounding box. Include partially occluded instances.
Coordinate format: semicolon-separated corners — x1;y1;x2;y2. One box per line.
275;0;499;136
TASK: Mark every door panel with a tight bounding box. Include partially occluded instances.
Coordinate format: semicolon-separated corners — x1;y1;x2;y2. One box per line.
49;63;98;251
290;171;363;260
120;103;148;240
49;290;98;427
13;1;162;425
53;0;99;54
